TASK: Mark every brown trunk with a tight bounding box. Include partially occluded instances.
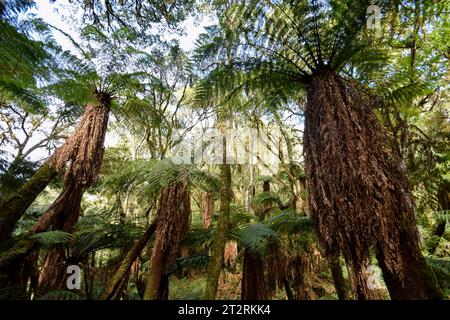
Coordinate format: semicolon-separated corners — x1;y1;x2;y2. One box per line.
349;260;377;300
202;192;214;229
101;219;157;300
283;277;294;300
143;182;191;300
241;250;268;300
37;249;69;293
0;92;111;294
223;241;238;270
37;185;83;292
256;180;271;221
376;244;442;299
290;254;314;300
36;92;111;293
266;243;285;298
328;255;349;300
303;67;442;299
0;92;110;241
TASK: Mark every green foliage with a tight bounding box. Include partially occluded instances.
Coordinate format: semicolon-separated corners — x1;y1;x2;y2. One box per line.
70;219;146;261
38;290;82;300
167;254;210;276
31;230;73;247
251;191;283;208
427;258;450;292
234;223;276;255
433;210;450;225
102;158;220;202
266;210;314;235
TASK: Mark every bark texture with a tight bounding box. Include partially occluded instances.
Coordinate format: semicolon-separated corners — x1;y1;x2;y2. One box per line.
143;182;191;300
36;92;111;292
101;219;157;300
0;92;111;241
0;92;112;292
241;250;268;300
202;192;215;229
266;242;286;298
303;68;442;299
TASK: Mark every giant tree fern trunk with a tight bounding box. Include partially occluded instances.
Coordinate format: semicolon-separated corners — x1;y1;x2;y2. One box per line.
36;92;111;293
266;243;285;298
304;67;442;300
0;91;111;241
36;182;86;292
0;91;112;293
241;250;268;300
204;133;232;300
202;192;214;229
143;182;191;300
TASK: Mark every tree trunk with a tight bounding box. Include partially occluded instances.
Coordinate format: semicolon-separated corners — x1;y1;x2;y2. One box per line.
328;255;349;300
0;162;57;241
204;132;232;300
266;242;285;298
223;241;238;271
303;67;442;299
428;181;449;255
0;91;111;241
202;192;214;229
256;180;271;221
101;219;157;300
36;92;111;293
143;182;191;300
283;277;294;300
376;244;442;299
241;250;268;300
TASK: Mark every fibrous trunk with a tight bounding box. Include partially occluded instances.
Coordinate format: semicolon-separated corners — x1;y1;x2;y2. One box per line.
303;68;442;300
266;243;286;298
241;250;268;300
0;92;111;293
36;92;111;292
0;92;111;241
202;192;214;229
143;182;191;300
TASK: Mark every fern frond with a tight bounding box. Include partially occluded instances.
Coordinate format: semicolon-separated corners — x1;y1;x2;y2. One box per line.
233;222;277;255
167;254;210;276
31;230;73;247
